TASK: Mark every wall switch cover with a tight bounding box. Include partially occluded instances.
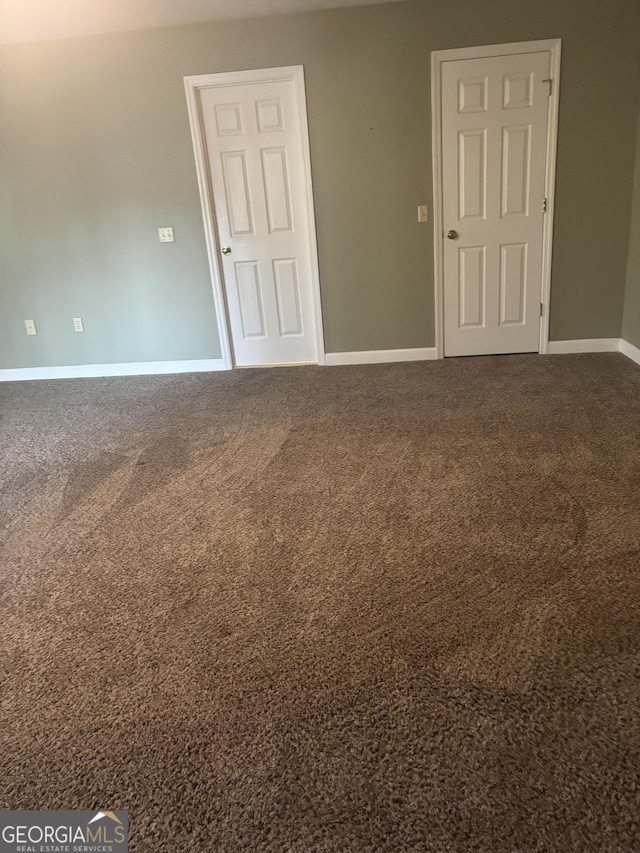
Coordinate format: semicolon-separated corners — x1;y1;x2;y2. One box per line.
418;205;429;223
24;319;37;336
158;227;175;243
73;317;84;332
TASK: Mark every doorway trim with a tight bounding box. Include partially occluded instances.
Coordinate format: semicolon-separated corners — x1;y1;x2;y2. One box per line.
184;65;326;369
430;39;562;359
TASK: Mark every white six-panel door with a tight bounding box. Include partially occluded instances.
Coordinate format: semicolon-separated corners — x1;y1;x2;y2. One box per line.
197;74;320;367
441;50;551;356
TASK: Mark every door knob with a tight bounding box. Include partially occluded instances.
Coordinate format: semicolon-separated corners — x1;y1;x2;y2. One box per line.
221;246;232;255
447;230;459;240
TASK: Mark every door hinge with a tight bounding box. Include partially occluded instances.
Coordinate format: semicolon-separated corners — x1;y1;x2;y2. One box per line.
543;197;548;213
542;78;553;96
540;302;544;317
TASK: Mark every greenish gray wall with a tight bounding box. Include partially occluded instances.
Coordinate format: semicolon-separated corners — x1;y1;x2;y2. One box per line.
1;0;639;368
622;111;640;350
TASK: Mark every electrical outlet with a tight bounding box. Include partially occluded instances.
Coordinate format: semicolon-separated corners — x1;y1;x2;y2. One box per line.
158;227;175;243
24;319;37;336
418;205;429;223
73;317;84;332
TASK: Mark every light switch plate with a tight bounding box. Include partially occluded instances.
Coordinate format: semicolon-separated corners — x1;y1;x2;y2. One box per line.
158;227;175;243
418;205;429;223
24;319;37;336
73;317;84;332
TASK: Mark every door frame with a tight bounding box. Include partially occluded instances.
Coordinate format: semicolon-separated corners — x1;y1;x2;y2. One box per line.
184;65;326;369
430;39;562;359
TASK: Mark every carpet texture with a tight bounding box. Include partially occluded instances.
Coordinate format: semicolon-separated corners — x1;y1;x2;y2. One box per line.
1;353;640;851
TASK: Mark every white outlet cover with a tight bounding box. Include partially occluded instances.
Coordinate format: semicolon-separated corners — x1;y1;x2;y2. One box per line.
158;227;175;243
73;317;84;332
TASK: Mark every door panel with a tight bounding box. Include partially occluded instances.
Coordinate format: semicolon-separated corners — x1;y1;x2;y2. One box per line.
459;130;486;220
459;246;486;328
261;148;294;233
442;51;550;356
221;152;254;236
501;125;531;217
273;259;303;337
234;262;266;340
499;243;527;325
200;77;318;366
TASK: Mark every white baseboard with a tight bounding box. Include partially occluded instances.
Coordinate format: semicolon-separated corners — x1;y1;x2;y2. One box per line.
546;338;640;369
546;338;621;354
3;340;638;381
620;339;640;366
324;347;437;366
0;358;227;382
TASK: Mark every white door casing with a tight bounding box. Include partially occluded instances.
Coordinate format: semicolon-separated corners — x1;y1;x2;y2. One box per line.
185;67;325;368
431;41;561;358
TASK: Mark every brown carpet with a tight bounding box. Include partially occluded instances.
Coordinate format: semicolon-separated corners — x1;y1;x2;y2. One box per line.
2;353;640;851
